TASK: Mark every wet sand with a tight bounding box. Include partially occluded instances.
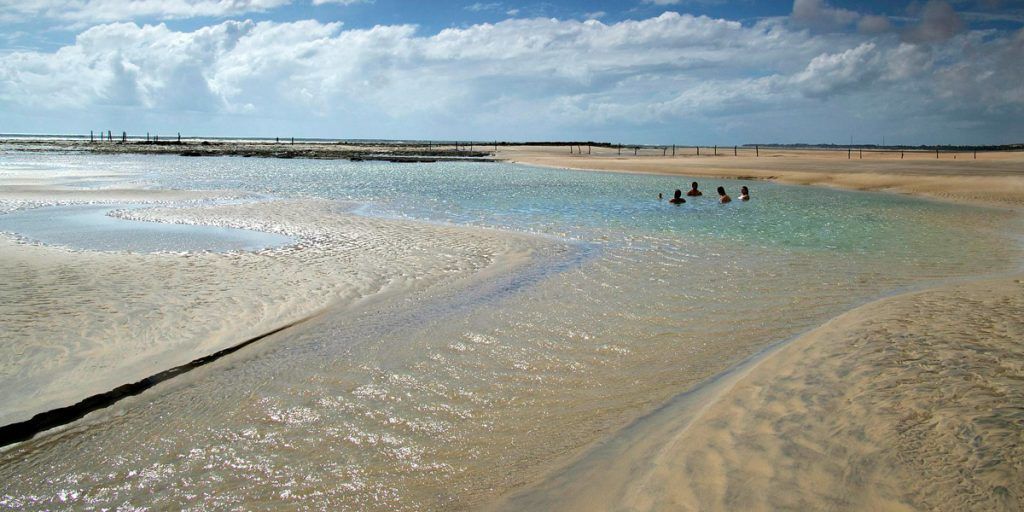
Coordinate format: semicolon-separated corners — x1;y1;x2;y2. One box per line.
1;180;542;427
3;146;1022;509
499;145;1024;208
494;145;1024;511
499;276;1024;511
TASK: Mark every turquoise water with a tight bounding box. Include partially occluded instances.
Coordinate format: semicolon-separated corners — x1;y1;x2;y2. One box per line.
0;153;1019;510
118;154;1009;265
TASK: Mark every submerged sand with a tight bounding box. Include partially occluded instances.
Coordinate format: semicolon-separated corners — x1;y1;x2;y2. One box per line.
0;187;540;427
493;144;1024;511
3;146;1022;510
500;276;1024;511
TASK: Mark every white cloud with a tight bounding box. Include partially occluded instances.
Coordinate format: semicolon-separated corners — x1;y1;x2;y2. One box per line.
642;0;680;5
857;14;892;34
465;2;502;12
312;0;373;4
0;11;1021;143
584;11;606;20
903;0;965;43
791;0;860;30
0;0;291;24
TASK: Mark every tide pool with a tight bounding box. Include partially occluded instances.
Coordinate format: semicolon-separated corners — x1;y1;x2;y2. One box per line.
0;152;1018;510
0;203;293;253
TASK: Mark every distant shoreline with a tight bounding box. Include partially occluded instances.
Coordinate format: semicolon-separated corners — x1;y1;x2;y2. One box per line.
498;145;1024;209
3;135;1022;153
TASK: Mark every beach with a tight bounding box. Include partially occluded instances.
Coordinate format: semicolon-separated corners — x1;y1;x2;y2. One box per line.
495;144;1024;510
0;162;543;427
499;145;1024;208
0;146;1021;510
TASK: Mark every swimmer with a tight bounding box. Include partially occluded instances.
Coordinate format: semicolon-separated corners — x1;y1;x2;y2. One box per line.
717;186;731;203
686;182;702;197
739;186;750;201
658;192;663;200
668;189;686;204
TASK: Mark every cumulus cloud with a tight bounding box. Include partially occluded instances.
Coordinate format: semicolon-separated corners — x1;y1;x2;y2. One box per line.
791;0;860;30
0;11;1021;142
857;14;892;34
903;0;965;43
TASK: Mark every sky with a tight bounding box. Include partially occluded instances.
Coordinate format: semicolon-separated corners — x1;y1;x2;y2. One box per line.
0;0;1022;144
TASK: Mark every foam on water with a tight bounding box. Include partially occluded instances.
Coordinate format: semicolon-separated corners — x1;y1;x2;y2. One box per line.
0;153;1019;510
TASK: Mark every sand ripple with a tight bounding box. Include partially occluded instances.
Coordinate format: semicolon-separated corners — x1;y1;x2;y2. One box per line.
0;198;537;426
505;277;1024;511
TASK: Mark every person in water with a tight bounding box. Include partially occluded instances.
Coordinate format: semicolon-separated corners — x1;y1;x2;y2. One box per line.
739;186;750;201
669;189;686;204
686;182;702;196
717;186;731;203
658;192;663;200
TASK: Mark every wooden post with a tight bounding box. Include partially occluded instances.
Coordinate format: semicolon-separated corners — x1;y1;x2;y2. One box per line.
470;143;474;151
122;131;126;143
848;147;851;159
936;149;939;159
672;144;676;156
90;130;94;142
107;130;112;141
714;145;717;156
756;145;759;157
974;151;977;159
697;146;700;156
663;147;667;157
178;132;181;143
634;146;638;156
859;149;862;159
618;144;621;156
901;151;904;159
588;144;591;155
291;137;294;145
734;145;737;156
569;145;573;154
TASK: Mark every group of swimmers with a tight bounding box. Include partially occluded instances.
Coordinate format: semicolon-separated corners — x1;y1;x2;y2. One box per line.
660;182;749;204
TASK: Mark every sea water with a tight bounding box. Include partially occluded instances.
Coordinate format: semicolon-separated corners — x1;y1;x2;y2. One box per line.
0;204;292;253
0;153;1018;509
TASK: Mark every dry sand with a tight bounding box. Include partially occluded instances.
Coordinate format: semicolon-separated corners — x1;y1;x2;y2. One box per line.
0;190;542;427
499;145;1024;208
494;144;1024;511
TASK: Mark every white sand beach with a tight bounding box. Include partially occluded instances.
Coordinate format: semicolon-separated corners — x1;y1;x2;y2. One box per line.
493;145;1024;511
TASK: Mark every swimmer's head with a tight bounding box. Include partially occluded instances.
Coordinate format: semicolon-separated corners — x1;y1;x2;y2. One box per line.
717;186;726;196
674;189;682;199
741;186;749;194
691;182;699;190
